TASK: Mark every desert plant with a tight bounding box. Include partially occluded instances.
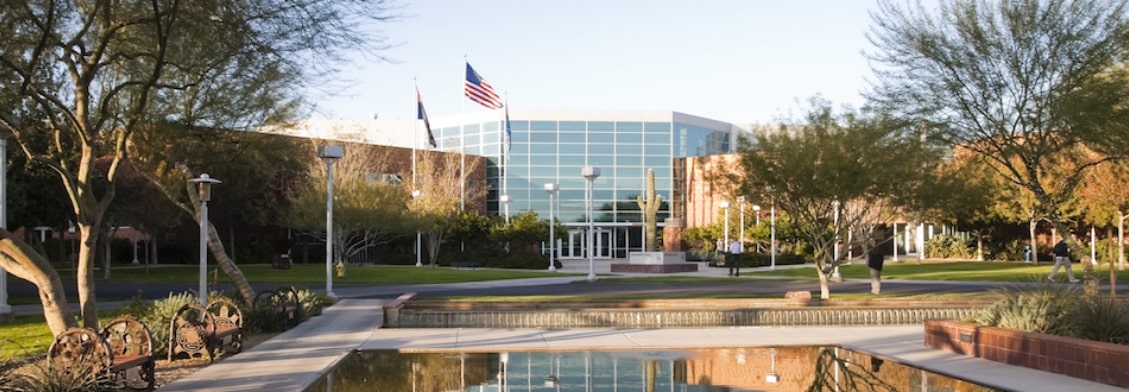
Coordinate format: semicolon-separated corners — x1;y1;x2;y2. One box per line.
1066;297;1129;344
3;360;122;392
295;289;333;321
974;281;1079;336
138;292;198;357
924;235;973;259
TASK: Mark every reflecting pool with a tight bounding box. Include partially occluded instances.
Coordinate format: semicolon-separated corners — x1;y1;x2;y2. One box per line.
307;346;999;392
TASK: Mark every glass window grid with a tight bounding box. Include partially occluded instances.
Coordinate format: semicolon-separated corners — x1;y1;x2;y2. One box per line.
455;118;719;222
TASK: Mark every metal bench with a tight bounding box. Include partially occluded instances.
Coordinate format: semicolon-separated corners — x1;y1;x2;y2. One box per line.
255;287;302;329
48;316;156;390
168;298;244;363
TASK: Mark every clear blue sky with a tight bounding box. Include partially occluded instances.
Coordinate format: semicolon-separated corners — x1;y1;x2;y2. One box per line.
311;0;882;125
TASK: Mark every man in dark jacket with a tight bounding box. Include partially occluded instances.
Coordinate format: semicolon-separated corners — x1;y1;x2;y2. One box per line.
867;241;885;294
1048;239;1078;283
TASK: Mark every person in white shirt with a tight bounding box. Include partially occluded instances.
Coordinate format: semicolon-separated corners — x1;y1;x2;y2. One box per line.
728;239;742;276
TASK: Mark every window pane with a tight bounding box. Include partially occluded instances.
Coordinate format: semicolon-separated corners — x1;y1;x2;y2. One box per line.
589;133;614;143
589;121;614;131
559;121;585;131
617;122;643;132
530;121;557;131
560;131;585;143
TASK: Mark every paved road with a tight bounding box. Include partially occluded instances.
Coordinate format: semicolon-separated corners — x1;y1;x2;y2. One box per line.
6;260;1117;313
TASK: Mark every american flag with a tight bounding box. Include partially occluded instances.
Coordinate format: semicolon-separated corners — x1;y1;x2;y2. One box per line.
416;86;437;148
465;63;503;109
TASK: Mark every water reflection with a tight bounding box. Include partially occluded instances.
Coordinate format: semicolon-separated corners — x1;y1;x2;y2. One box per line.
308;346;999;392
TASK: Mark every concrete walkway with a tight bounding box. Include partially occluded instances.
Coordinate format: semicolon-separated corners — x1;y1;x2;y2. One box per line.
157;259;1126;392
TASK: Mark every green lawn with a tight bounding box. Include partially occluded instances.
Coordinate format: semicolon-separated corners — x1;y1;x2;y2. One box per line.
60;264;580;285
742;260;1129;282
0;309;129;363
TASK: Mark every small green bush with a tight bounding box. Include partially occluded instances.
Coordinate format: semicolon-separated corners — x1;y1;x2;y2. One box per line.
295;288;333;321
974;281;1077;335
4;361;123;392
925;235;973;259
138;291;197;357
1066;296;1129;344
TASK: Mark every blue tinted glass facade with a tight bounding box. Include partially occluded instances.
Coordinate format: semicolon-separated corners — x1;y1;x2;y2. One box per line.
438;112;734;229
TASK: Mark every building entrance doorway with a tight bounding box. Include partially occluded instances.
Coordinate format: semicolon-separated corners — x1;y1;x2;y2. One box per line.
563;229;612;259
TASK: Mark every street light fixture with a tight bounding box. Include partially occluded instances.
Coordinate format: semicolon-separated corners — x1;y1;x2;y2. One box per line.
188;173;221;306
318;145;344;299
412;189;422;267
582;167;600;282
544;183;559;272
720;201;730;250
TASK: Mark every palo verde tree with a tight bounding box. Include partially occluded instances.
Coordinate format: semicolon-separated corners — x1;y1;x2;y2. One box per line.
285;141;414;270
410;151;489;266
0;0;396;333
736;98;942;299
866;0;1129;281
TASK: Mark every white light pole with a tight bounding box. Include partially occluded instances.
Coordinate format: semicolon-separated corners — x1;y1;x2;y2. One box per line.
752;204;762;252
188;173;221;306
0;137;9;317
832;200;841;280
544;183;559;272
500;194;512;225
412;189;422;267
770;197;777;270
720;201;731;249
318;145;344;299
737;196;747;249
582;167;600;282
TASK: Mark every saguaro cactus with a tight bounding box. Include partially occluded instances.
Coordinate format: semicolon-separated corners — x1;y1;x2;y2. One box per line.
637;168;662;252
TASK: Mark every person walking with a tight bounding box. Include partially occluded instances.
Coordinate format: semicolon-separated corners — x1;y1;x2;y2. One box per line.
728;239;742;277
1048;239;1079;283
867;240;885;294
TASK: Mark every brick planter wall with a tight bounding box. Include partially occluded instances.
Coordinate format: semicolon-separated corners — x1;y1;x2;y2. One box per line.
924;319;1129;388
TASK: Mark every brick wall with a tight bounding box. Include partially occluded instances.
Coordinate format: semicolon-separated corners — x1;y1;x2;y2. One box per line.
924;319;1129;388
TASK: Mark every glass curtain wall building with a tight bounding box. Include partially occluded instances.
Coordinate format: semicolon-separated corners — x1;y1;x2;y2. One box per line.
432;109;740;259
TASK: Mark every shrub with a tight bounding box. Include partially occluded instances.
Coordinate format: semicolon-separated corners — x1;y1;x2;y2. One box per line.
295;288;333;321
4;360;123;392
925;235;973;259
973;281;1078;336
1066;296;1129;344
138;291;197;357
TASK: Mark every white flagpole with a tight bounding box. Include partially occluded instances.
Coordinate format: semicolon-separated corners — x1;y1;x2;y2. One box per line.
502;92;509;221
412;78;418;185
460;60;467;212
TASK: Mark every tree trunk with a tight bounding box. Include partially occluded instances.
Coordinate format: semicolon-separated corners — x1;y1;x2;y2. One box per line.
426;229;442;266
1029;219;1038;264
0;230;77;335
816;266;831;299
205;223;256;306
76;223;100;329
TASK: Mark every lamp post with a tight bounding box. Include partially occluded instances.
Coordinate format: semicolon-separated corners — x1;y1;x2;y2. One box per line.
188;173;221;306
831;200;842;280
412;190;422;267
752;204;762;252
544;183;559;272
770;197;777;270
720;201;730;249
318;145;344;299
737;196;746;250
0;137;9;317
500;194;511;225
582;167;600;281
